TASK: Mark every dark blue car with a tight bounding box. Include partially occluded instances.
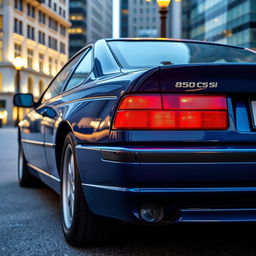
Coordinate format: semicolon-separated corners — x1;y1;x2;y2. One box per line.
14;39;256;246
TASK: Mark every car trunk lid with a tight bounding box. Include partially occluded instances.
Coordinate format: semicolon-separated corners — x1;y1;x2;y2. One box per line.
159;63;256;93
124;63;256;143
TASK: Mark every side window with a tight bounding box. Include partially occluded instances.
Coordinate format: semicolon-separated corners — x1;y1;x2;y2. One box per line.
64;48;93;92
41;52;84;102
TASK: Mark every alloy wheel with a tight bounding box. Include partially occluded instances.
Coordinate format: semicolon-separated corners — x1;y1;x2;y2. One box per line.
62;144;76;229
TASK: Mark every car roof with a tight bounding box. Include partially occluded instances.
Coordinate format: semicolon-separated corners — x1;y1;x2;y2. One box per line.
105;38;245;50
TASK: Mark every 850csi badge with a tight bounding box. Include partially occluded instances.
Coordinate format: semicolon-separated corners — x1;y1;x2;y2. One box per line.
175;82;218;89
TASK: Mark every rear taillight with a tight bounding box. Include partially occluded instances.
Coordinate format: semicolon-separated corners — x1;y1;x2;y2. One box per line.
113;94;228;130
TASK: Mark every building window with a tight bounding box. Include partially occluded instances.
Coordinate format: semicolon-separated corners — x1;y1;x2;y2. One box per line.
0;15;2;32
68;28;84;34
0;40;2;62
14;43;22;57
49;17;58;31
49;57;53;75
14;19;23;35
60;25;66;36
27;3;35;18
27;49;33;69
55;59;58;74
14;0;23;11
53;2;57;11
59;7;62;16
48;0;52;8
27;77;33;94
48;36;58;50
60;42;65;54
39;31;45;45
39;53;44;72
63;10;66;18
39;11;46;24
39;80;44;95
0;73;2;92
70;15;84;21
27;25;35;40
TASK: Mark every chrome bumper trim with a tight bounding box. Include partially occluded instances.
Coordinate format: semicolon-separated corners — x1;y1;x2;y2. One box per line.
82;183;139;192
82;183;256;193
76;145;256;163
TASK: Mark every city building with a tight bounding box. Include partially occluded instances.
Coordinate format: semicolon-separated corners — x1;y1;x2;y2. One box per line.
127;0;160;38
182;0;256;48
119;0;182;39
120;0;128;37
167;0;182;39
69;0;113;57
0;0;70;125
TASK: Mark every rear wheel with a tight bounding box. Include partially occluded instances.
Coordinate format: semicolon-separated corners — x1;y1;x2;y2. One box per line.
18;143;38;187
60;132;112;246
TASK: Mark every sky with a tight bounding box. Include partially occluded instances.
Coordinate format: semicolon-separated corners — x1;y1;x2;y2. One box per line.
112;0;120;38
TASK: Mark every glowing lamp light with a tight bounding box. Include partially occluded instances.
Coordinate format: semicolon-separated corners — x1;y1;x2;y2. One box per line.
13;57;24;71
157;0;171;8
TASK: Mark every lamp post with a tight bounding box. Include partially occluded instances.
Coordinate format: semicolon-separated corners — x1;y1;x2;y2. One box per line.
146;0;181;38
157;0;171;38
13;57;24;126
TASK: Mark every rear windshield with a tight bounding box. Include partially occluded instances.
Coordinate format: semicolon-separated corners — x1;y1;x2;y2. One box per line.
108;41;256;69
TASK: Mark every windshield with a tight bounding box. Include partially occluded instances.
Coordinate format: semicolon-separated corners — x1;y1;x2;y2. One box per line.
108;41;256;69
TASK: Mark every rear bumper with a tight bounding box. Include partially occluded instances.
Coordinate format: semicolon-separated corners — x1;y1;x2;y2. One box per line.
76;145;256;223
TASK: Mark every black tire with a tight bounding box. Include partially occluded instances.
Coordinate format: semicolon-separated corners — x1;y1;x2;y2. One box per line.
60;132;112;246
18;142;39;187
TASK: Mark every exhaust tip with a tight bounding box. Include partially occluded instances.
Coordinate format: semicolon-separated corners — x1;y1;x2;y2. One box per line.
139;204;164;223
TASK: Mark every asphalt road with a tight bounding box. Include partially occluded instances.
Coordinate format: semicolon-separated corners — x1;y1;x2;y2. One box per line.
1;128;256;256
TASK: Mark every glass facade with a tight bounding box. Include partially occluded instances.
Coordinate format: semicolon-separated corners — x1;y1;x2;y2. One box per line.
69;0;87;57
184;0;256;48
120;0;128;37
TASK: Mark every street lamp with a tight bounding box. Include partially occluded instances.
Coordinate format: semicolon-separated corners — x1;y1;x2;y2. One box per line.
13;57;24;126
146;0;181;38
157;0;171;38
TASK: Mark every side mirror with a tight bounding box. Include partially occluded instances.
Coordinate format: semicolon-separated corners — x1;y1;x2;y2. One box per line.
13;93;34;108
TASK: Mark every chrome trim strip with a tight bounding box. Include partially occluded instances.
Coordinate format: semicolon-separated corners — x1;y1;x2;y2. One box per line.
81;184;256;193
76;145;256;153
21;139;55;148
27;163;60;182
82;183;139;192
76;145;256;163
44;142;56;148
139;187;256;193
21;139;44;146
76;145;101;151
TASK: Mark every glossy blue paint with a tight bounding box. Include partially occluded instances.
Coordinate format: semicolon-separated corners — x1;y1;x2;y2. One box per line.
18;39;256;223
159;64;256;93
